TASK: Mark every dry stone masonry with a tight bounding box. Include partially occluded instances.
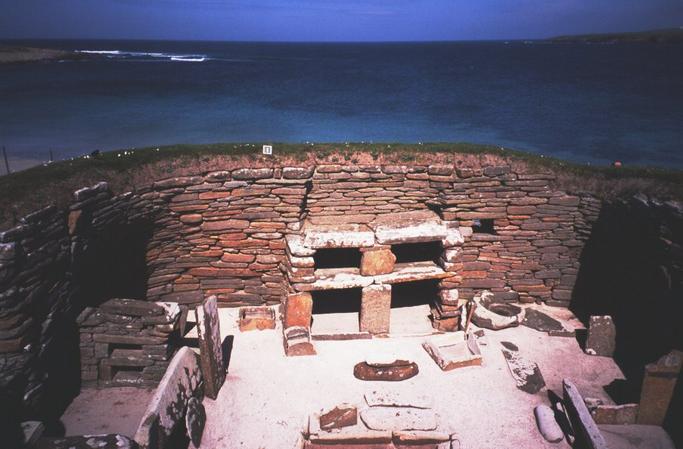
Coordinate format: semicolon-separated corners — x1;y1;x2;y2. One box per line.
1;158;681;418
78;298;181;387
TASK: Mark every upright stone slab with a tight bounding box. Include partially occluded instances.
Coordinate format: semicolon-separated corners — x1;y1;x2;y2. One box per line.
637;350;683;425
284;292;313;328
360;285;391;334
585;315;616;357
196;295;225;399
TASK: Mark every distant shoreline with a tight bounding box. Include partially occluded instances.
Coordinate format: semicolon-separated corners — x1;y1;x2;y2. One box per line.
549;28;683;44
0;45;91;64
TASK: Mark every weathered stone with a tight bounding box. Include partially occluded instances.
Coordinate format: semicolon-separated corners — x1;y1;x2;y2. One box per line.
521;308;566;334
637;350;683;425
599;424;676;449
284;292;313;328
200;219;249;231
360;407;437;431
501;342;546;394
135;347;202;449
392;431;450;445
585;315;616;357
283;166;314;179
38;434;137;449
563;378;609;449
353;360;419;381
231;168;273;179
185;397;206;447
360;285;391;334
180;214;203;225
100;298;165;316
21;421;44;446
320;404;357;430
196;296;225;400
373;261;450;284
592;404;639;425
534;404;564;443
360;248;396;275
374;221;447;245
423;332;482;371
311;269;374;290
364;390;434;409
239;306;276;331
303;225;375;249
470;291;522;330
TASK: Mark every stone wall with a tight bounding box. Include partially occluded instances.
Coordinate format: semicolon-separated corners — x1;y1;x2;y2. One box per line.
1;159;681;423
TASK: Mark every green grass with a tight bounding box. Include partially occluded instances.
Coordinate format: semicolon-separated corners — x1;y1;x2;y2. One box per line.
1;142;681;228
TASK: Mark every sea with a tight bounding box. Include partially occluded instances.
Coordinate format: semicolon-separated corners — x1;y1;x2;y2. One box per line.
1;40;682;169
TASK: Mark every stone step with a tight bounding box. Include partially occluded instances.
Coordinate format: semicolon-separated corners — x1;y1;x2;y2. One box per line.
112;370;145;386
109;348;153;367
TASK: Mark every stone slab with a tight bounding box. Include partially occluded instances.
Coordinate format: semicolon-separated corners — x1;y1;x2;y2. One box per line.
360;285;391;335
196;295;225;400
585;315;616;357
239;306;276;331
311;268;374;291
637;350;683;425
364;390;434;409
521;308;566;334
563;378;609;449
501;342;545;394
320;404;358;430
423;332;482;371
303;224;375;249
134;347;203;449
599;424;675;449
373;262;450;284
284;292;313;328
360;407;438;431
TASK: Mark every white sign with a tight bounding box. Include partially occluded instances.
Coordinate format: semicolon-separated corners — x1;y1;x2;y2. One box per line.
262;145;273;155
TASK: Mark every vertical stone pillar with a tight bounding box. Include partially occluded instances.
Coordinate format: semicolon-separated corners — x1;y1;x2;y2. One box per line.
637;350;683;425
360;285;391;335
196;295;225;400
284;292;313;328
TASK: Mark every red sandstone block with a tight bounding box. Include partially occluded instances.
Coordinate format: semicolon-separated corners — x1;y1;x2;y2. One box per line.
201;219;249;231
198;191;231;200
221;253;255;263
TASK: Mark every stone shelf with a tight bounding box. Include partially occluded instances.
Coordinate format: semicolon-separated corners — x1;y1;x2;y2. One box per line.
311;268;374;290
303;224;375;249
311;262;451;291
373;262;451;284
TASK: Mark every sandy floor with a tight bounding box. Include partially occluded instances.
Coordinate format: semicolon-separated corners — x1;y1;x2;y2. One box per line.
201;307;624;449
60;387;155;437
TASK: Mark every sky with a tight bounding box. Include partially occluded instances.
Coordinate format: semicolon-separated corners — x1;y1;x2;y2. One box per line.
0;0;682;42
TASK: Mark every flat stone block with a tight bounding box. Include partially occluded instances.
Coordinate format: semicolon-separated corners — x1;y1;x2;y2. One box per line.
239;306;276;331
585;315;616;357
303;224;375;249
360;248;395;276
284;292;313;328
360;284;391;334
360;407;437;431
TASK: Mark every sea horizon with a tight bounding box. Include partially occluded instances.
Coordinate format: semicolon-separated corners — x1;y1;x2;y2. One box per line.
1;39;682;170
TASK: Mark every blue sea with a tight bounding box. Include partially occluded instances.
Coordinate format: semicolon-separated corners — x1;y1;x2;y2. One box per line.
1;40;682;168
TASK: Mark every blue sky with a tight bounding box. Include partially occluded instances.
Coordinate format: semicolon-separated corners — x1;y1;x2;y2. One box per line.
1;0;681;41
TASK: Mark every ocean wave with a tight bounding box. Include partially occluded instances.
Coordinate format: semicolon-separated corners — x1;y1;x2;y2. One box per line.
77;49;209;62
